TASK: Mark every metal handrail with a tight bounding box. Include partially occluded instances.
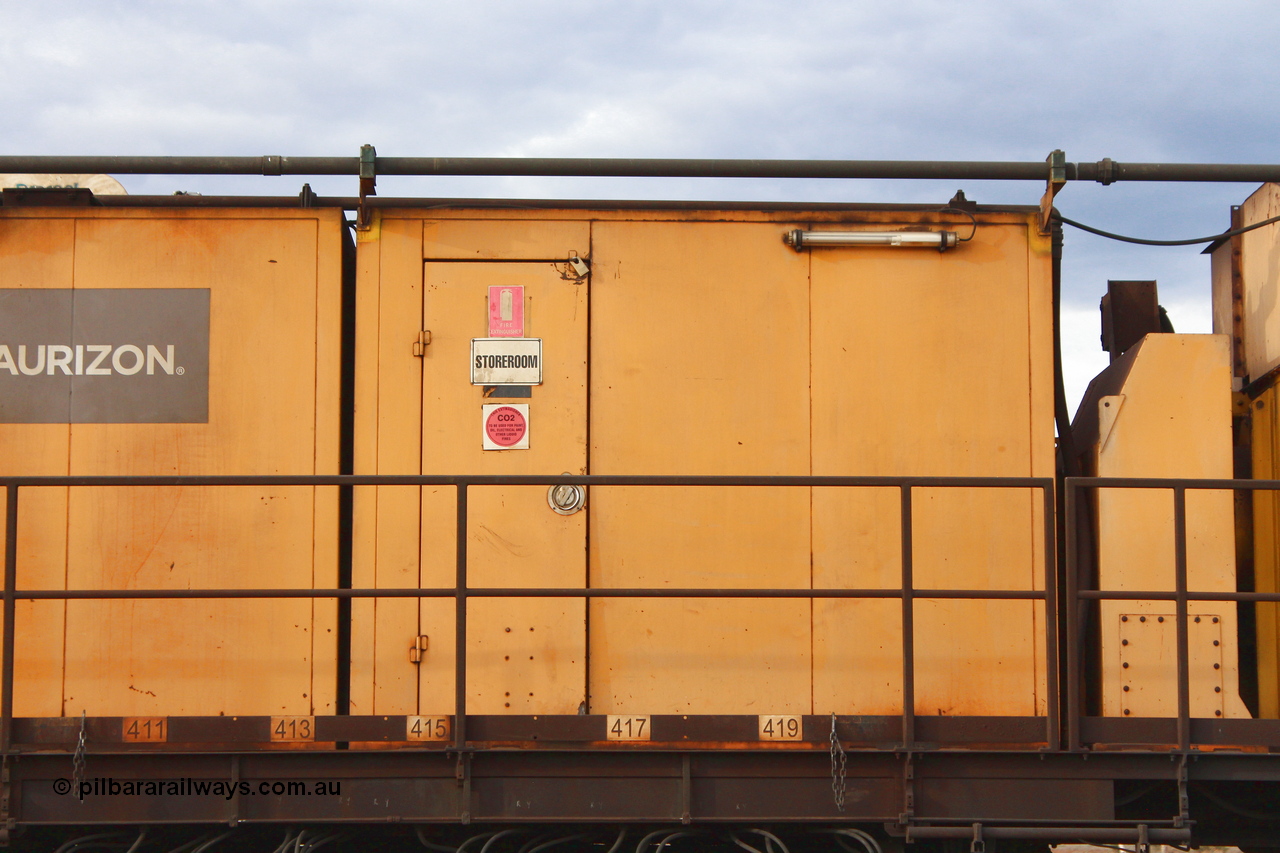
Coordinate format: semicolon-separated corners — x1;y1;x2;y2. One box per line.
40;473;1280;754
1063;476;1280;752
0;474;1057;757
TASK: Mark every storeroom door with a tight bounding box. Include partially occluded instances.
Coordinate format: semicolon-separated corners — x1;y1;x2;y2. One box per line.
416;221;589;716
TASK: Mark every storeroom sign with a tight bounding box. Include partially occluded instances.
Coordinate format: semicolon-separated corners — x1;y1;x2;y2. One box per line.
0;289;210;423
471;338;542;385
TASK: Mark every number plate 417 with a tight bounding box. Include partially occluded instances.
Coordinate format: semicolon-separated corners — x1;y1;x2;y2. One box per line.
606;715;650;741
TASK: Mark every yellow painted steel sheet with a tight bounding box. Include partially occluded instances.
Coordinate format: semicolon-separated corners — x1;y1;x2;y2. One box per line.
1221;183;1280;717
351;217;589;716
1255;384;1280;716
809;219;1052;716
351;215;425;716
0;209;343;718
0;217;73;716
587;220;812;715
423;218;590;261
1238;184;1280;379
356;208;1054;720
418;246;589;716
1086;334;1249;718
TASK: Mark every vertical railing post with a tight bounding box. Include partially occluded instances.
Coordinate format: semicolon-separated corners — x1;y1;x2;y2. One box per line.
900;484;915;749
1042;482;1060;750
2;484;17;757
1173;486;1191;752
454;483;468;751
1065;478;1081;751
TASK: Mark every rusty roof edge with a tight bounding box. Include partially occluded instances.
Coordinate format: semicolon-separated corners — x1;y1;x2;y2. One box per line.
3;193;1040;215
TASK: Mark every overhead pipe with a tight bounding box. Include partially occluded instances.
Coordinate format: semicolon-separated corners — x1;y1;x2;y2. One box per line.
3;154;1280;183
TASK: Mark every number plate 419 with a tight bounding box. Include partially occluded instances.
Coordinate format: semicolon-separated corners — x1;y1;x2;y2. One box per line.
758;715;802;741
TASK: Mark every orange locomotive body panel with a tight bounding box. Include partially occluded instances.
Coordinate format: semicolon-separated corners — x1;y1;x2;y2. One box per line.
351;206;1054;720
0;202;1056;725
0;207;344;719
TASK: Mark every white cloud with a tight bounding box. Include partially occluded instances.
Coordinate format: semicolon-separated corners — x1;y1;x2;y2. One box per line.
1;0;1274;390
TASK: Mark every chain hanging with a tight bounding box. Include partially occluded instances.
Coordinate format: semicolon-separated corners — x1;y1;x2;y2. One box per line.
71;711;86;801
829;713;847;812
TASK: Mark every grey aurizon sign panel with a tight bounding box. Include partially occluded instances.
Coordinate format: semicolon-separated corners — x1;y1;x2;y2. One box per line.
0;289;210;423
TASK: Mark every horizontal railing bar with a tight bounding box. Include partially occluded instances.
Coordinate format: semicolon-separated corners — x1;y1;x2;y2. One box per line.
1077;590;1280;602
0;474;1053;488
9;587;1046;600
34;582;1280;604
1067;476;1280;490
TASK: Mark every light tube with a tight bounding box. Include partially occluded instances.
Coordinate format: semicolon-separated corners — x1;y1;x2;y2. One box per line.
784;229;959;251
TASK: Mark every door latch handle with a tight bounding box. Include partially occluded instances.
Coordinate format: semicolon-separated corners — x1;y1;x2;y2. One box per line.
547;475;586;515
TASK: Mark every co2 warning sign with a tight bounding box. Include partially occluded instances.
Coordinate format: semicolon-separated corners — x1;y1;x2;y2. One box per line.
482;403;529;450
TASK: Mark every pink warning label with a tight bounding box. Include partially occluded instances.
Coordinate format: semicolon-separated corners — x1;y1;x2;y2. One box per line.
485;405;527;447
488;286;525;337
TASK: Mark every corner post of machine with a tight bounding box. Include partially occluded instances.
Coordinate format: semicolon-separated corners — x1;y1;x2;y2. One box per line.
900;484;915;749
1;482;16;758
1173;486;1191;752
454;482;469;752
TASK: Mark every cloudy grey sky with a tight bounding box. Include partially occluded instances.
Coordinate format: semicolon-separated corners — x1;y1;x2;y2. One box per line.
4;0;1277;408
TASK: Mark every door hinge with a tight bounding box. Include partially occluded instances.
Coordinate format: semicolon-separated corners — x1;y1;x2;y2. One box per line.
412;330;432;357
410;635;429;664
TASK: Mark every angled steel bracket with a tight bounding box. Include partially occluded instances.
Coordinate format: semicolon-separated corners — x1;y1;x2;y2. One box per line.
298;183;317;208
357;144;377;231
1175;753;1190;828
899;751;916;826
455;751;472;824
1039;149;1067;234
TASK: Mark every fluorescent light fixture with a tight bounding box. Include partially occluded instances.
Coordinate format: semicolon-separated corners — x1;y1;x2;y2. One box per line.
784;229;959;251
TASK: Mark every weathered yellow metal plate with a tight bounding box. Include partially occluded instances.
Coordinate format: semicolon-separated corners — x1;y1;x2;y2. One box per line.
810;218;1052;717
417;222;589;717
588;220;812;715
0;209;343;719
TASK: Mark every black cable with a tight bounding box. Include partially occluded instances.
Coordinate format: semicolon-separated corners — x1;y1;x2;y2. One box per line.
938;206;978;241
1054;210;1280;246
